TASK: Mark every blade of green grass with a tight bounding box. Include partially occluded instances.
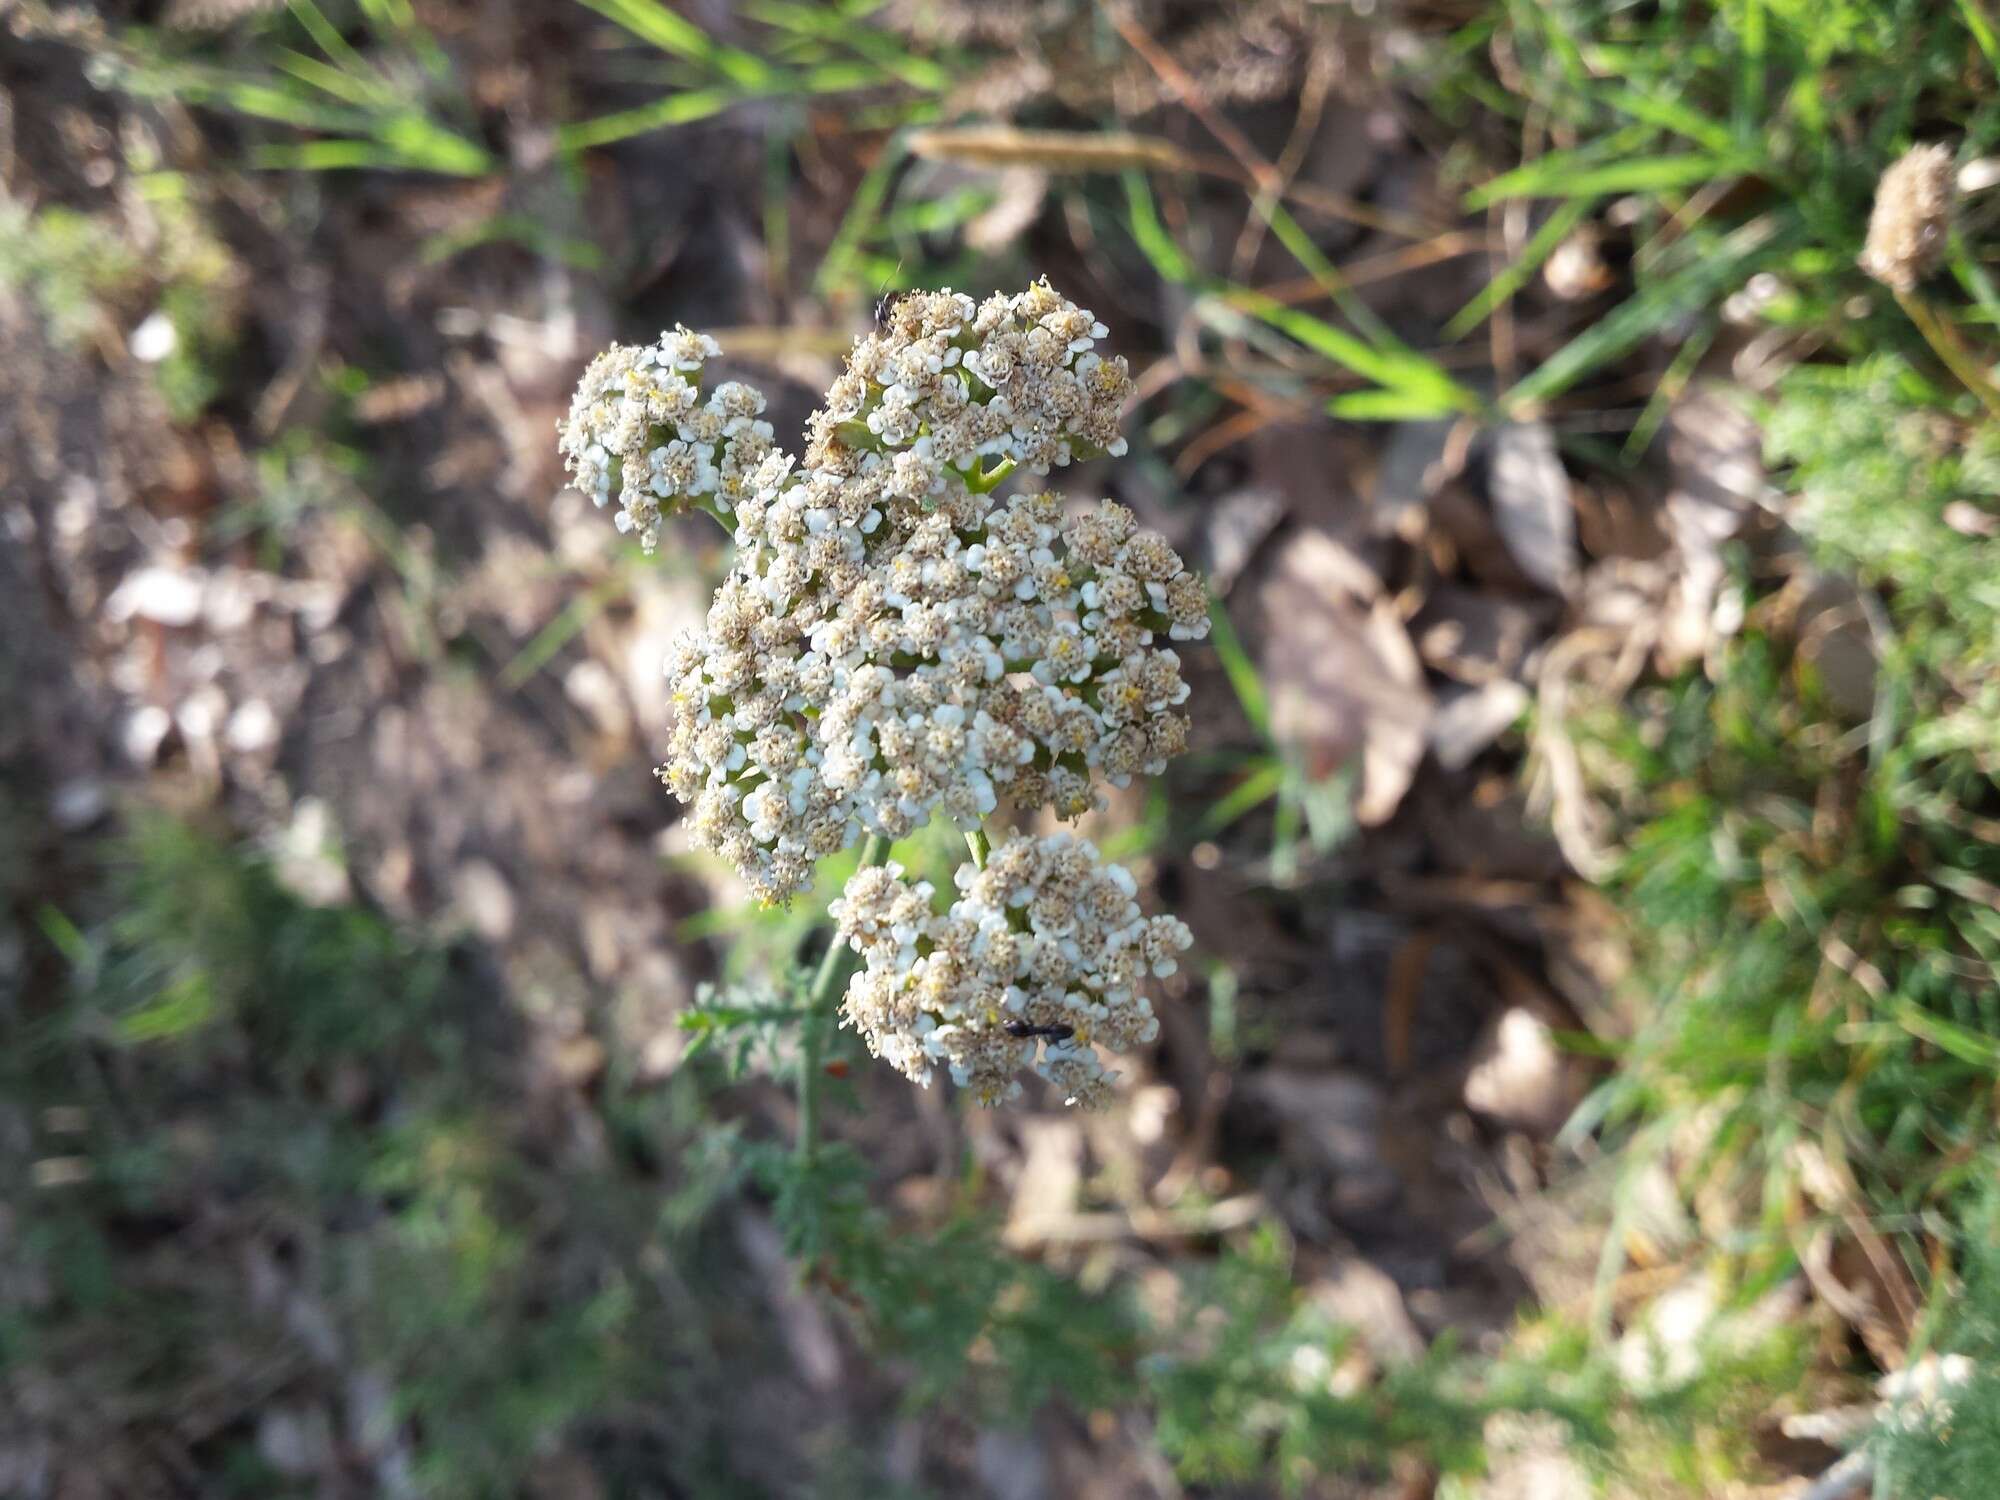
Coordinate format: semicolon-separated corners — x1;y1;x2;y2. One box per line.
795;60;889;92
1962;0;2000;70
1327;388;1477;421
1600;85;1739;155
286;0;377;81
1895;1000;2000;1070
745;0;954;91
1734;0;1767;127
1444;196;1596;340
1500;212;1791;413
556;88;741;153
1230;288;1481;416
1197;758;1285;837
499;573;630;690
1121;169;1198;285
572;0;779;90
1469;149;1749;208
273;48;396;109
251;135;481;173
1207;596;1271;740
812;133;906;300
1623;323;1717;458
373;114;493;174
191;77;370;131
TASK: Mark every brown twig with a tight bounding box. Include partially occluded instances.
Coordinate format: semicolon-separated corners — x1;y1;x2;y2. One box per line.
1231;46;1336;277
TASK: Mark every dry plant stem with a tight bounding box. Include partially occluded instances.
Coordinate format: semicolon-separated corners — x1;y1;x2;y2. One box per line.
1896;288;2000;419
908;123;1429;237
1102;0;1420;336
797;832;891;1163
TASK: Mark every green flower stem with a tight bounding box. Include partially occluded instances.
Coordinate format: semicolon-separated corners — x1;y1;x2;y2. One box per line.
965;457;1016;494
965;825;990;869
1897;288;2000;421
796;833;890;1164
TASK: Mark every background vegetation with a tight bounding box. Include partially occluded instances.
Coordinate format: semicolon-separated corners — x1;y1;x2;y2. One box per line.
4;0;1998;1495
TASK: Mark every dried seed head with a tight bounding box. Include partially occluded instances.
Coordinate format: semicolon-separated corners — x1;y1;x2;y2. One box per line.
1861;143;1957;294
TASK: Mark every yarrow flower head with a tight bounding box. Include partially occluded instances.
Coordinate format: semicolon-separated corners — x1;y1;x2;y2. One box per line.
830;834;1190;1108
561;281;1205;1108
557;327;776;551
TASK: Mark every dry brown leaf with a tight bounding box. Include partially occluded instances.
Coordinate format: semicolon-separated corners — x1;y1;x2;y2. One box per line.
1429;679;1529;771
1486;421;1578;598
1371;417;1465;539
1658;385;1766;671
1201;486;1286;597
1258;527;1433;825
1412;585;1557;686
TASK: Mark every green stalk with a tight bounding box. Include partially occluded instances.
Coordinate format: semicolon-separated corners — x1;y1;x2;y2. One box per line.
1897;289;2000;421
965;825;990;869
796;833;890;1163
964;457;1016;494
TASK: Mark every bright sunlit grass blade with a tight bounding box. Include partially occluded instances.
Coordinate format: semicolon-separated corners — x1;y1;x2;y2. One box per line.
273;48;395;109
555;88;741;152
194;77;370;132
1323;388;1468;421
373;115;493;174
1963;0;2000;69
573;0;780;90
1121;170;1198;286
1231;288;1482;417
1470;149;1748;208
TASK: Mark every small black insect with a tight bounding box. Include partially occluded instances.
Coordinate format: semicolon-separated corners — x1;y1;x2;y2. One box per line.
1003;1020;1076;1042
871;260;907;328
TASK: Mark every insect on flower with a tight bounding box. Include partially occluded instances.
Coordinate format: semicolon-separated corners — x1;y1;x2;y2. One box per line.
1003;1020;1076;1042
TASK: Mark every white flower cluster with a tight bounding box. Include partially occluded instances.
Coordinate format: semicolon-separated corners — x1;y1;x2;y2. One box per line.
632;285;1208;905
804;281;1132;481
830;833;1190;1108
557;327;777;552
561;283;1204;1108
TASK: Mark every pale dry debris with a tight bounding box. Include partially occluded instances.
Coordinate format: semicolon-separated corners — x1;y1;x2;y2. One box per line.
1860;143;1957;293
830;834;1189;1109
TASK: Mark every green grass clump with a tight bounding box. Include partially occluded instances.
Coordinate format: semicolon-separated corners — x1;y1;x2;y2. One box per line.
1585;622;2000;1266
1769;354;2000;751
1568;341;2000;1491
1874;1172;2000;1498
0;191;239;420
1423;0;2000;424
6;817;684;1496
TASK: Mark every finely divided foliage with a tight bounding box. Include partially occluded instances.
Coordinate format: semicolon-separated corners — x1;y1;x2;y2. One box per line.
560;284;1202;1107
